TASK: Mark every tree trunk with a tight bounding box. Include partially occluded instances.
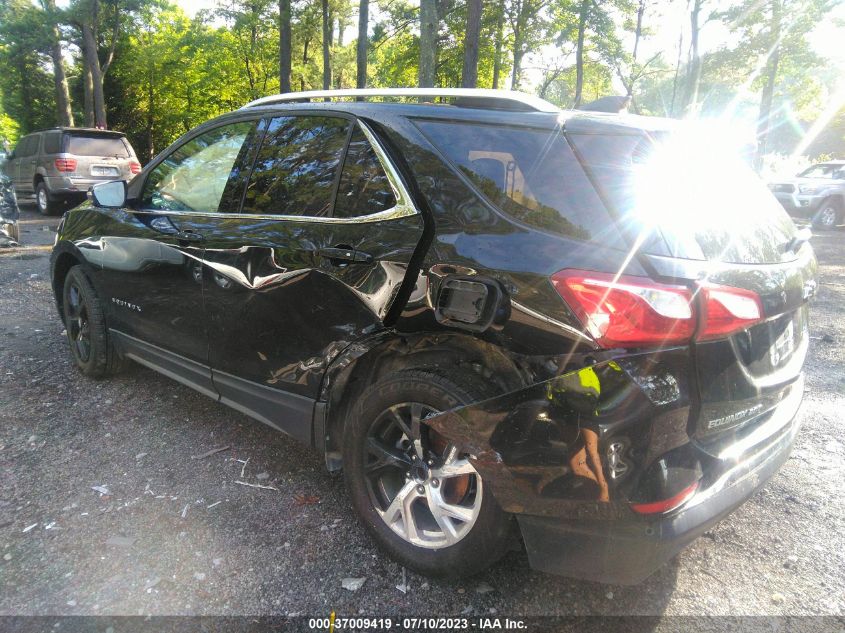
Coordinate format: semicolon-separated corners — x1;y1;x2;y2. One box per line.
669;0;688;117
492;0;505;89
80;0;108;128
418;0;437;88
573;0;589;108
356;0;369;89
684;0;702;113
278;0;292;92
755;0;782;170
461;0;482;88
83;63;94;127
14;54;35;132
322;0;331;91
42;0;74;127
146;51;155;161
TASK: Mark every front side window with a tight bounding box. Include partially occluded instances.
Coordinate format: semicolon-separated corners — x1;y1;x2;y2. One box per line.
141;121;255;213
333;126;396;218
243;115;350;216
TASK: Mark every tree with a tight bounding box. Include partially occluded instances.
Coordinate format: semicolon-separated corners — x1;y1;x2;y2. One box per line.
418;0;437;87
321;0;331;90
0;0;57;134
69;0;127;128
491;0;505;88
719;0;836;166
279;0;292;92
356;0;368;88
461;0;482;87
506;0;547;90
41;0;74;127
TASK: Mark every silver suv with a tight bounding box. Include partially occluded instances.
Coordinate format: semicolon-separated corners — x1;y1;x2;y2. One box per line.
769;160;845;229
4;128;140;215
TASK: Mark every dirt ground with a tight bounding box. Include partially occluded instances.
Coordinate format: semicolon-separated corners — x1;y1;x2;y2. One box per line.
1;204;844;626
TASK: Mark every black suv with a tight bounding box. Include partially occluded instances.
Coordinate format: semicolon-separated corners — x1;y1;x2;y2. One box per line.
50;89;816;584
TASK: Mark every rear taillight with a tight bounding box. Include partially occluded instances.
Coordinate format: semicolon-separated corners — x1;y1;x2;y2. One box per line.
54;158;77;172
630;481;699;515
697;284;763;341
551;270;695;348
129;160;142;174
551;269;764;348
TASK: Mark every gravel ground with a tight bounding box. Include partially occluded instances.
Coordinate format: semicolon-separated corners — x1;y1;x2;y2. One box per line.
1;204;844;623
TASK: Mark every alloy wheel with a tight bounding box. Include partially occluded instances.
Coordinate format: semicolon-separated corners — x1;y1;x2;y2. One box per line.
65;283;91;362
364;402;482;549
37;188;48;213
818;206;838;227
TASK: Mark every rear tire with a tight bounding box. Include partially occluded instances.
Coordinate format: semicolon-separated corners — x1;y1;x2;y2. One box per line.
812;199;842;230
36;182;60;216
62;266;123;378
343;369;512;578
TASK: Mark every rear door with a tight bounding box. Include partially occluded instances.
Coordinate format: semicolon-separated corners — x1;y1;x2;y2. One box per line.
199;113;424;443
16;135;39;195
569;130;817;449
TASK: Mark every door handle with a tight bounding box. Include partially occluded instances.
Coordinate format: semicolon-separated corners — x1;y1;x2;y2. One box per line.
318;246;373;265
175;230;204;243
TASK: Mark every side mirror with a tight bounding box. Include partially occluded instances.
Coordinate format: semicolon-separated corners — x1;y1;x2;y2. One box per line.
90;180;127;208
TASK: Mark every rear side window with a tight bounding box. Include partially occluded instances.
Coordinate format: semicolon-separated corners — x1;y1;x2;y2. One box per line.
67;135;129;158
16;135;38;157
415;120;616;242
334;127;396;218
42;132;62;154
243;116;350;217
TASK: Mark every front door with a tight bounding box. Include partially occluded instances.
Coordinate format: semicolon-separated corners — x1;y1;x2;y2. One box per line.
200;114;424;443
97;118;261;396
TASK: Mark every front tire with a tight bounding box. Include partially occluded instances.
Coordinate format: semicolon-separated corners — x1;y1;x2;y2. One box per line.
62;266;122;378
343;369;512;578
812;199;842;229
36;182;60;216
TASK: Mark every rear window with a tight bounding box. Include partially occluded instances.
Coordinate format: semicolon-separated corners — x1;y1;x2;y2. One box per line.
415;120;621;244
569;131;797;264
66;134;129;158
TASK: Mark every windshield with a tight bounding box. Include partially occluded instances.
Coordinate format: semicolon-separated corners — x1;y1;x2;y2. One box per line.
799;164;845;179
66;135;130;158
570;128;797;265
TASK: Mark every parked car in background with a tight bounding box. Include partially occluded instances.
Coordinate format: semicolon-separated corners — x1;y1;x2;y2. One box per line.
3;128;141;216
0;158;19;245
769;160;845;229
50;88;816;583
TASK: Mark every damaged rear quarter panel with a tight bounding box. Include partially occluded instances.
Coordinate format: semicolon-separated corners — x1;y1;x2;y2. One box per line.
423;348;694;520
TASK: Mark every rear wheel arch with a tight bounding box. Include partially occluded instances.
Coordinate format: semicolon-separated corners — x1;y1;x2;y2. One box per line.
320;332;528;471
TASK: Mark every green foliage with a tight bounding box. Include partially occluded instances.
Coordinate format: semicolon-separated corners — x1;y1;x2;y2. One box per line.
0;0;58;134
0;0;842;162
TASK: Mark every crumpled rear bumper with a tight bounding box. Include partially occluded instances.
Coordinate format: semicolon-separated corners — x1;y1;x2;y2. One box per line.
518;398;800;584
423;351;804;584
